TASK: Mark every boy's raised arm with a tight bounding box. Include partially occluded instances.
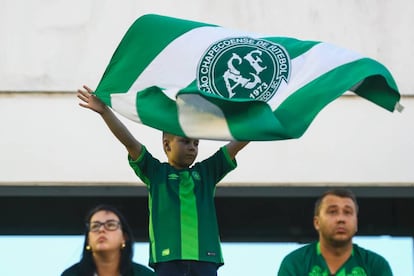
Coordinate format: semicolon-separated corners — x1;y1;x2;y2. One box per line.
225;141;249;160
77;85;142;160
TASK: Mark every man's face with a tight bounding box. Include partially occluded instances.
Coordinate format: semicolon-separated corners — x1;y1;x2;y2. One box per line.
166;136;199;169
314;195;358;247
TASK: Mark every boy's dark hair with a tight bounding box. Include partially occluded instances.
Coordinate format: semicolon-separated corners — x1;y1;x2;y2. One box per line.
314;189;359;216
162;131;174;140
77;204;135;275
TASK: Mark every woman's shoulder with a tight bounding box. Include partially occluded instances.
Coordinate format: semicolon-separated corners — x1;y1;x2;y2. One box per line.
60;263;81;276
132;262;156;275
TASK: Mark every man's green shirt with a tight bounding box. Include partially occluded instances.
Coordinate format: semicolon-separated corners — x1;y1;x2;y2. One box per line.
277;242;393;276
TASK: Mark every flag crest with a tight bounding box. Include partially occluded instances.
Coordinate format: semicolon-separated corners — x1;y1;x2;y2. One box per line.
95;14;401;141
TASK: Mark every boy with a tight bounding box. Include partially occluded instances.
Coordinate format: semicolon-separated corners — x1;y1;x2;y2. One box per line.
78;85;249;276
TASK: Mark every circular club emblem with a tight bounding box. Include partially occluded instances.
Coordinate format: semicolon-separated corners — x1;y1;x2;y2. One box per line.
197;37;290;102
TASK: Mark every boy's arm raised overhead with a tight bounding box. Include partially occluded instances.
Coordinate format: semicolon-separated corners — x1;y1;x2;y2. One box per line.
225;141;249;160
77;85;142;160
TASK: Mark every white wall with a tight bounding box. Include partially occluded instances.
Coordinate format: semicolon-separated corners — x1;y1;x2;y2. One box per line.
1;0;412;94
1;93;412;185
1;0;413;186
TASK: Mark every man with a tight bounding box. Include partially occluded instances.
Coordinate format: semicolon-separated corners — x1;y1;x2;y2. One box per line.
277;189;393;276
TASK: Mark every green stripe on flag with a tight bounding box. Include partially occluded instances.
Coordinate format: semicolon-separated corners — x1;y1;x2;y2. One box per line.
352;58;399;111
264;36;320;59
95;14;214;106
136;86;185;136
275;58;400;138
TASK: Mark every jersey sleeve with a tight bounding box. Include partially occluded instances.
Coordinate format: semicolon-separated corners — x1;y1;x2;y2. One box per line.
128;146;162;187
368;253;394;276
196;146;237;186
277;254;302;276
277;244;316;276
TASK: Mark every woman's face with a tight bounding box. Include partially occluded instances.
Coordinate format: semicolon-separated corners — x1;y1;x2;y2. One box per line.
87;210;126;254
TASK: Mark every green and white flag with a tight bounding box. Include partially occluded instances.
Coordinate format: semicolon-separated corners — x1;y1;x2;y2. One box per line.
95;14;401;141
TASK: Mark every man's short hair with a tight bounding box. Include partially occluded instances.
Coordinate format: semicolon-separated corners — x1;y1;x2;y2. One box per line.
314;188;359;216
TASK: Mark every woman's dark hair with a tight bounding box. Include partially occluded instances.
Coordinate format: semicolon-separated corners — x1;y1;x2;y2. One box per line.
77;204;135;275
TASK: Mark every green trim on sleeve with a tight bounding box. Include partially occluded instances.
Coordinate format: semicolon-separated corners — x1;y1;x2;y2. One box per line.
127;146;151;187
128;145;147;163
221;146;237;169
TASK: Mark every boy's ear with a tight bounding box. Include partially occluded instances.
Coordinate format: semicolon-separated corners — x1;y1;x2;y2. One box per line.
163;140;170;151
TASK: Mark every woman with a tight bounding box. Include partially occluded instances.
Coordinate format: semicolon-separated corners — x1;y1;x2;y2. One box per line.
61;204;155;276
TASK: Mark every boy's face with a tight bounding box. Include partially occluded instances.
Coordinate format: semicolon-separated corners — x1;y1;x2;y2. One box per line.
164;135;199;169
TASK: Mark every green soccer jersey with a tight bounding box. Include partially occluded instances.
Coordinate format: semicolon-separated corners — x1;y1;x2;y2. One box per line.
129;146;236;268
277;242;393;276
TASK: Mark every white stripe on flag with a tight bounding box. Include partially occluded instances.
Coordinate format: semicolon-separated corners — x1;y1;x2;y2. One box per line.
128;26;260;94
112;92;141;123
266;42;363;111
177;94;233;139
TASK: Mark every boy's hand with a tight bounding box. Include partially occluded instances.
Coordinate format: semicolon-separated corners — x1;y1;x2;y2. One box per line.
77;85;107;114
77;85;142;159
